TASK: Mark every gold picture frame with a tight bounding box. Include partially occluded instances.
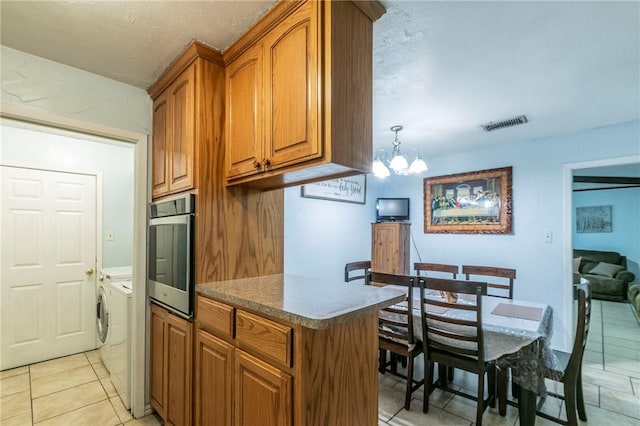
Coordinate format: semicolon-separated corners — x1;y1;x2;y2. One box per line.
424;166;513;234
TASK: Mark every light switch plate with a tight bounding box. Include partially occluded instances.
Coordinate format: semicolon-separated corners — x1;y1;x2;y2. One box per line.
106;230;114;241
544;230;552;243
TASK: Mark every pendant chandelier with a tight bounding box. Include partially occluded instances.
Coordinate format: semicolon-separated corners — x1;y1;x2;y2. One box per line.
372;125;428;178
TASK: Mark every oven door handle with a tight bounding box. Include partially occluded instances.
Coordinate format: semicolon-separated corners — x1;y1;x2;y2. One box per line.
149;214;191;226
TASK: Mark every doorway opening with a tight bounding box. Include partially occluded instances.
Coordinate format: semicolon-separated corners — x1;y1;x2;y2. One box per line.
0;109;148;418
563;155;640;348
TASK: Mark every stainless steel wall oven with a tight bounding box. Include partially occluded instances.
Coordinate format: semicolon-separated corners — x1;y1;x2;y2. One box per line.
148;194;194;318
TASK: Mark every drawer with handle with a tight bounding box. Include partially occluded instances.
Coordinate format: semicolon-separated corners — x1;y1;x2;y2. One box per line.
236;310;293;367
196;295;235;338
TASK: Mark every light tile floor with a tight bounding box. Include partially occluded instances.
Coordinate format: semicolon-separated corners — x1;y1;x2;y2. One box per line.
1;300;638;425
0;350;162;426
378;299;640;425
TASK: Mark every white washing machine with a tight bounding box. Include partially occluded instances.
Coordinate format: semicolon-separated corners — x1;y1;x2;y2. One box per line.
97;266;132;374
109;279;133;409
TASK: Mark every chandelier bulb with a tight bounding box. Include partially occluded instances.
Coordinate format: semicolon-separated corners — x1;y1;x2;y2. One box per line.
372;125;427;177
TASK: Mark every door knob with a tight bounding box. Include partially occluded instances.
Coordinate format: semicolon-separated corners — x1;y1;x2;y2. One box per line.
85;268;94;276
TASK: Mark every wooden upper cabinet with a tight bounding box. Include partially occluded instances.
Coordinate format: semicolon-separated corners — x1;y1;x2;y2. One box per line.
263;1;320;171
152;94;170;198
168;66;196;193
224;0;385;189
150;55;198;200
226;43;264;180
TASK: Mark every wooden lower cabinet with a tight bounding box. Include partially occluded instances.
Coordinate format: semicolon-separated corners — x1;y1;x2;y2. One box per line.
194;329;234;426
371;222;410;275
194;294;379;426
150;303;193;426
234;351;292;426
194;328;292;426
149;304;166;417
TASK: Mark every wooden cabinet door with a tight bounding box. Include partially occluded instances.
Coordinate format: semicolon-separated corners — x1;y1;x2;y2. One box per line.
152;92;170;198
194;329;234;426
371;222;410;275
149;304;167;418
234;350;292;426
168;64;196;193
165;313;193;426
226;43;264;180
263;1;320;170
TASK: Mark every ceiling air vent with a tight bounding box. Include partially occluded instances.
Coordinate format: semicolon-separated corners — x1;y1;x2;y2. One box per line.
481;115;528;132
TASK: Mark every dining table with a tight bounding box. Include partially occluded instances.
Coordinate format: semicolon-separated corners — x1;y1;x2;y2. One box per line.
402;288;559;426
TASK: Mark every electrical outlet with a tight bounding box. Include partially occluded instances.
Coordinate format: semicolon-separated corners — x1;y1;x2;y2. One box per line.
106;230;114;241
544;230;552;243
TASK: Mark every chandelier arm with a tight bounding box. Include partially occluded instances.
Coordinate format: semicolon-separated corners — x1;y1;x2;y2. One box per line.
373;124;427;177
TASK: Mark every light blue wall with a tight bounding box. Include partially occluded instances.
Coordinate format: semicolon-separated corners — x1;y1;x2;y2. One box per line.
284;120;640;348
284;176;385;282
573;187;640;279
1;46;151;134
1;119;135;268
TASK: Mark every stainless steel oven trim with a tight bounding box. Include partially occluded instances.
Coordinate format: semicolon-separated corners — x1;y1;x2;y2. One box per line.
149;214;190;226
148;283;192;319
147;206;194;318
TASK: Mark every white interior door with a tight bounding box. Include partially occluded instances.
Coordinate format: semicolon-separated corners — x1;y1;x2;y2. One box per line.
1;166;97;370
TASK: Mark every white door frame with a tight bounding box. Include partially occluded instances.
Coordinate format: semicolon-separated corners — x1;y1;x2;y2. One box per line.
562;154;640;349
1;103;149;418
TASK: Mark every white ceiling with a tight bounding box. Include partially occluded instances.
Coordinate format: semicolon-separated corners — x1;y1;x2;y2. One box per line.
1;1;639;159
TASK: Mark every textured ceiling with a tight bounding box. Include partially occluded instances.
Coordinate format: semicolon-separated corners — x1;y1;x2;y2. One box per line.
372;1;640;157
0;1;276;88
1;0;639;161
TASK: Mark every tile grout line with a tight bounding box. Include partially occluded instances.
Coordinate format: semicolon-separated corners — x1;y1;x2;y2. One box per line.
601;300;640;415
29;380;106;424
29;354;104;424
598;301;605;371
90;348;125;423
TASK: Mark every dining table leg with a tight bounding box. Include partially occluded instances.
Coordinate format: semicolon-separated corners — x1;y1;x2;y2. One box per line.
497;368;508;416
518;386;536;426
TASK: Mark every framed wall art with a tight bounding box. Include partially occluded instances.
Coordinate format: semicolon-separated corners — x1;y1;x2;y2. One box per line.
576;205;612;233
301;175;366;204
424;166;513;234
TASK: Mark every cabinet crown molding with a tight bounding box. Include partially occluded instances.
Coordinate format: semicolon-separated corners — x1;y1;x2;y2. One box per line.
148;40;223;99
222;0;385;65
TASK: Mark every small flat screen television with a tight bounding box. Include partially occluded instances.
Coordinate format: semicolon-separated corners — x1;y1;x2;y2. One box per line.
376;198;410;222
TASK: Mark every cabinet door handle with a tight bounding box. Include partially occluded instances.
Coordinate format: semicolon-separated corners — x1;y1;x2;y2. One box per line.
253;160;261;169
262;158;271;167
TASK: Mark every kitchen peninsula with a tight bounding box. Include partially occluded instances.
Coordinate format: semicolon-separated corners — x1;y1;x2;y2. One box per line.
194;274;405;426
146;0;387;423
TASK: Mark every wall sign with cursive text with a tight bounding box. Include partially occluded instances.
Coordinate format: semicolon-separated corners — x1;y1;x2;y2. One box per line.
300;175;367;204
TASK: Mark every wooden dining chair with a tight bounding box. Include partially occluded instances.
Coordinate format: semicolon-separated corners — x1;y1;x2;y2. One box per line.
415;262;459;382
344;260;371;284
414;262;459;279
462;265;517;408
367;271;424;410
419;277;495;426
462;265;516;299
532;281;592;425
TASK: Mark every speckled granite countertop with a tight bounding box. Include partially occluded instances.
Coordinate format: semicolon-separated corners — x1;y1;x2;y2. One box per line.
196;274;405;329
